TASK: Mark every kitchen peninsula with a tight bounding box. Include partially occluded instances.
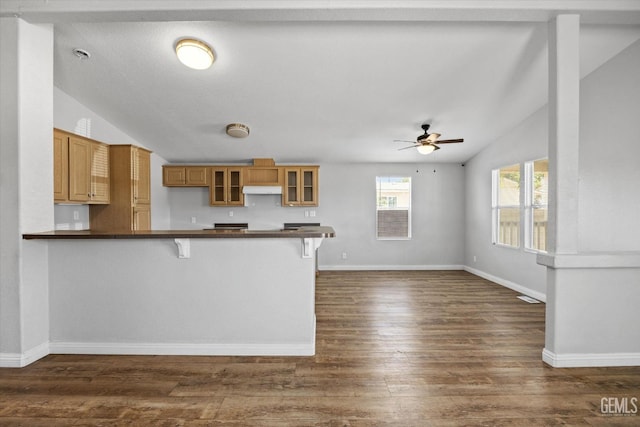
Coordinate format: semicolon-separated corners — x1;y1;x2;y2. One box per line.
23;226;334;357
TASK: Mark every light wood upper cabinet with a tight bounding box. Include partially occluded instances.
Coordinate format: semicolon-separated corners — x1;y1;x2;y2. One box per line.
163;166;208;186
53;130;68;202
68;136;91;202
244;158;282;186
54;128;109;204
133;205;151;231
163;159;319;207
90;145;152;232
90;141;110;203
210;167;244;206
283;167;319;206
134;147;151;205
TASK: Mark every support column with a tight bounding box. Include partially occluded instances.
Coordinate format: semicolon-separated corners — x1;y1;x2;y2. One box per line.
543;14;581;364
541;16;640;367
0;18;54;367
547;14;580;255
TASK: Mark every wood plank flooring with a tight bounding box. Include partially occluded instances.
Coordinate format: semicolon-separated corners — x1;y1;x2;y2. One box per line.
1;270;639;425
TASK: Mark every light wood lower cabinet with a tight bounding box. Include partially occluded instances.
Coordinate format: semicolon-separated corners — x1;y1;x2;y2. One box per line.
90;145;152;231
54;128;109;204
210;167;244;206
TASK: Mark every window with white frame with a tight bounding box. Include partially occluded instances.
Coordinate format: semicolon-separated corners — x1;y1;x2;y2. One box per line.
376;176;411;239
525;158;549;252
492;164;521;248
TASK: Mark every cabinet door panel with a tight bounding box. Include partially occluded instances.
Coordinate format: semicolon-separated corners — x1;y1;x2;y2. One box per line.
284;169;300;206
300;168;318;205
163;166;186;185
90;142;110;203
210;168;227;205
227;168;244;205
68;137;91;202
133;206;151;231
135;149;151;205
53;131;68;202
185;167;208;185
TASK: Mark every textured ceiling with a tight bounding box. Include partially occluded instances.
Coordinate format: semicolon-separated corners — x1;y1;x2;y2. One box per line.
5;1;640;163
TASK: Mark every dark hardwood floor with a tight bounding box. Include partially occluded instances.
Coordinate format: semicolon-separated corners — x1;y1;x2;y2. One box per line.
1;270;639;426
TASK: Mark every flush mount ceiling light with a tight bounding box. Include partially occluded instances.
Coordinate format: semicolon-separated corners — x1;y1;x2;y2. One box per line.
175;38;214;70
226;123;250;138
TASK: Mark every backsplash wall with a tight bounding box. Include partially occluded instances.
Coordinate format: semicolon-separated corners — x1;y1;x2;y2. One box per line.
168;188;322;230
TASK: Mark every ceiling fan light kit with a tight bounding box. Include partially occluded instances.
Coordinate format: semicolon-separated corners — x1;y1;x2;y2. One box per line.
175;38;214;70
226;123;250;138
417;144;438;155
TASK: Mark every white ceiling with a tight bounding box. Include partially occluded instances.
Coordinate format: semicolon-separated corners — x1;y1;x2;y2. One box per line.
4;1;640;164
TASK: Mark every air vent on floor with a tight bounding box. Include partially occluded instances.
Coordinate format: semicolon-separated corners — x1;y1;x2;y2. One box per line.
517;295;541;304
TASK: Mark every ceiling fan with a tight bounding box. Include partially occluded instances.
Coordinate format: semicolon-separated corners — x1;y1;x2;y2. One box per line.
395;124;464;155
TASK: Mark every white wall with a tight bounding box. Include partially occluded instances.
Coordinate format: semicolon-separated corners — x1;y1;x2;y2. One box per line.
463;107;549;299
166;162;466;269
0;18;53;365
53;87;171;229
542;38;640;367
48;238;317;355
578;39;640;252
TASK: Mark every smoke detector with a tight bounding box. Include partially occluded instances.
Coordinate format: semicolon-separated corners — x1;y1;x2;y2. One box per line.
226;123;250;138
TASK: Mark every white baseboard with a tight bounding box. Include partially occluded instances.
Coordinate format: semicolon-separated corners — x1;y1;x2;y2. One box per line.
543;348;640;367
464;265;546;302
49;341;315;357
321;264;464;271
0;342;49;368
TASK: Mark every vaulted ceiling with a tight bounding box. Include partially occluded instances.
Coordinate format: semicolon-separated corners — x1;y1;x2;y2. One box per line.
3;1;640;163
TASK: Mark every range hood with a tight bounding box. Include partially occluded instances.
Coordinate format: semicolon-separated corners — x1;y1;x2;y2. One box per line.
242;185;282;195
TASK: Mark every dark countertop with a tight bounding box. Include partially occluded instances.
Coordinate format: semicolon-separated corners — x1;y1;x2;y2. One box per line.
22;226;335;240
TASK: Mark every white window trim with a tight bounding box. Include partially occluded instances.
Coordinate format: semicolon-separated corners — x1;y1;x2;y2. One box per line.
376;176;412;241
524;158;548;254
491;167;521;250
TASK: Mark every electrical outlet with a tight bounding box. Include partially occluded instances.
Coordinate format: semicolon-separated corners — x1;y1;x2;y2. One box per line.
229;211;234;217
304;210;309;217
191;216;196;224
310;210;316;217
342;252;347;260
473;255;477;262
73;210;79;220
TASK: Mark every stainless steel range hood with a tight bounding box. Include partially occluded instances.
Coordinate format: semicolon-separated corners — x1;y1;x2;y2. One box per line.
242;185;282;195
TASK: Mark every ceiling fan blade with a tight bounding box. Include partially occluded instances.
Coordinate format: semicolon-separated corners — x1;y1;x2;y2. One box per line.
398;145;420;151
393;139;417;144
433;138;464;144
426;133;441;143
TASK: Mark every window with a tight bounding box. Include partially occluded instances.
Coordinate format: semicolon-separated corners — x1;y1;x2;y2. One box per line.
492;164;521;248
525;159;549;252
376;176;411;239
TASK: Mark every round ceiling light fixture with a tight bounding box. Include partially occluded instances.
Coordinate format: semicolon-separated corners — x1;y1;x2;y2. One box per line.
416;144;437;155
226;123;250;138
175;38;214;70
